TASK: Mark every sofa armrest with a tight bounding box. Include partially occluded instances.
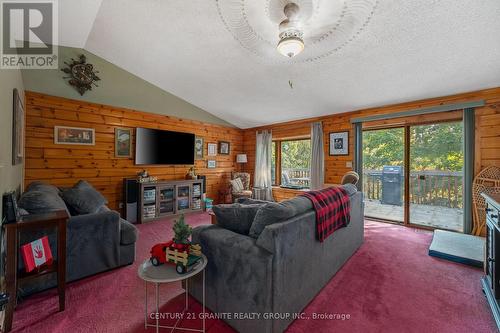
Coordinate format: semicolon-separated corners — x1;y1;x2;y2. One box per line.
66;211;121;280
190;225;274;331
193;224;272;258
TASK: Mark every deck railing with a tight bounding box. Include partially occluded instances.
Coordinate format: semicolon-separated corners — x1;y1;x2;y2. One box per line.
282;168;310;188
363;170;463;208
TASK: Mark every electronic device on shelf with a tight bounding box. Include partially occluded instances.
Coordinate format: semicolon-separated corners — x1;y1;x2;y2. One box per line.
2;191;20;224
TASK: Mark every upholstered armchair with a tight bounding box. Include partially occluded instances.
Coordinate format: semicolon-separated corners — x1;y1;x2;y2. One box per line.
231;172;252;202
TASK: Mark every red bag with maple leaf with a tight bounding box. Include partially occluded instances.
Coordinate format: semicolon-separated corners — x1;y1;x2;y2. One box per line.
20;236;53;273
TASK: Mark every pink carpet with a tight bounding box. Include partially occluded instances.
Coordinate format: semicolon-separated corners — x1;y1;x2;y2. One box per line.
11;214;496;333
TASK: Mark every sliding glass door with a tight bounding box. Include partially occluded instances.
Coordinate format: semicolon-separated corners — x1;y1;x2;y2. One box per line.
408;122;464;231
362;121;464;231
362;127;405;223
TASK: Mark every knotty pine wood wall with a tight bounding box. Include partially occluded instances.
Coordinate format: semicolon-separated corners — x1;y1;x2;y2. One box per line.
243;87;500;204
24;91;244;211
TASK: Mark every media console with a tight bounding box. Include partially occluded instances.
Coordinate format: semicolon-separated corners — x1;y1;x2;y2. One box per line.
482;193;500;330
124;179;204;223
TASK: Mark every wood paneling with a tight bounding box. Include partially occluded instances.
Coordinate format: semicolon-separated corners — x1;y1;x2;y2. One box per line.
24;92;244;210
272;187;306;202
243;88;500;206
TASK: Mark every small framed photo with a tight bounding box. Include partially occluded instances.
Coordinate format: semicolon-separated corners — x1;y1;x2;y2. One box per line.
207;160;216;168
329;131;349;156
194;137;204;160
207;143;217;156
54;126;95;145
115;128;132;158
218;141;230;155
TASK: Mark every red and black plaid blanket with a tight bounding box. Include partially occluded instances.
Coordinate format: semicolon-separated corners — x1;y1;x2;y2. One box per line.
301;186;351;242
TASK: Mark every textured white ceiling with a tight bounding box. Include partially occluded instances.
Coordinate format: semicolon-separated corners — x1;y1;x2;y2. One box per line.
58;0;103;47
69;1;500;128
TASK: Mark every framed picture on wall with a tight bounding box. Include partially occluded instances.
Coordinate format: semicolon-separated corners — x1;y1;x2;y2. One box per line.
12;89;24;165
329;131;349;156
207;160;216;168
218;141;230;155
115;128;132;158
207;143;217;156
194;137;204;160
54;126;95;145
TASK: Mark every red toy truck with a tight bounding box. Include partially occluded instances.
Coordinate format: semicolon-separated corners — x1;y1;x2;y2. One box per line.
150;240;202;274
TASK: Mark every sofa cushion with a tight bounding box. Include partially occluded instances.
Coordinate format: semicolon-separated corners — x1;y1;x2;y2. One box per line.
61;180;108;215
97;205;111;213
26;181;60;195
213;203;262;235
249;196;313;238
236;197;270;205
19;190;69;215
119;218;138;245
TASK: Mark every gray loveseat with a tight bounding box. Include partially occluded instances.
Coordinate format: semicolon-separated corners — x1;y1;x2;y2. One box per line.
17;181;137;297
189;186;364;333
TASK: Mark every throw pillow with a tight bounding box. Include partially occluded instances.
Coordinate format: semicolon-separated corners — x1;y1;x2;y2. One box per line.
213;203;262;235
61;180;108;215
249;196;313;238
26;181;60;195
19;190;69;215
230;178;244;193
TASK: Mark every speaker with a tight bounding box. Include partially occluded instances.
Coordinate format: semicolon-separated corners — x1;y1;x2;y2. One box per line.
197;175;206;194
2;191;20;224
123;178;139;223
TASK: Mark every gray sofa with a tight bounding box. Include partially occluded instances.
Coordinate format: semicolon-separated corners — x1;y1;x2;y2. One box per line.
17;181;137;297
189;186;364;333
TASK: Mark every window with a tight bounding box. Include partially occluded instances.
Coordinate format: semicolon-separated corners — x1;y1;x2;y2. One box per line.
271;141;277;185
272;138;311;189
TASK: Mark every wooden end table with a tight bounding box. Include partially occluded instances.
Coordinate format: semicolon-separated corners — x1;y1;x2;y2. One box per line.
3;210;69;332
208;211;216;225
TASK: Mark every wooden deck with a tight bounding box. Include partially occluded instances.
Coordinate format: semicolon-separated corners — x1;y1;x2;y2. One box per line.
364;199;463;232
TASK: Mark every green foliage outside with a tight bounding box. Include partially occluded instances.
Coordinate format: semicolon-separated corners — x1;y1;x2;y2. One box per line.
281;140;311;169
363;122;463;171
173;214;192;244
271;140;311;184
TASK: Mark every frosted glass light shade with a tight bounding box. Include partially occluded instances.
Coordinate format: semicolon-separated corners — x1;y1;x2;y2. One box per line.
277;37;304;58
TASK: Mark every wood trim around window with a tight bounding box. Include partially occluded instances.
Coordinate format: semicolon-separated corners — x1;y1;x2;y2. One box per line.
272;137;311;187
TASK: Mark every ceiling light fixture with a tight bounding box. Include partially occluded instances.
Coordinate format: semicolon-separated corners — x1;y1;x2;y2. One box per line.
277;3;304;58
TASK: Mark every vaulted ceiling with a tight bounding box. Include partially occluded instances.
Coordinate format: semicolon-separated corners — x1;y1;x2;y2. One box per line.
57;0;500;128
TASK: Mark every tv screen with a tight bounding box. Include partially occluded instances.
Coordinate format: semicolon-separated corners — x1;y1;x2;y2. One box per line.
135;128;195;165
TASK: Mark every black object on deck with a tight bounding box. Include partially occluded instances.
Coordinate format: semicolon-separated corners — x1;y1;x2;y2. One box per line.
381;166;403;206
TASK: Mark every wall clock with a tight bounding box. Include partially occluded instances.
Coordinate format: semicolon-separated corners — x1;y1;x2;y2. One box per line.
61;54;100;95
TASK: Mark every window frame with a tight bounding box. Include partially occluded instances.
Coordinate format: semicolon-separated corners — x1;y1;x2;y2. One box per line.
272;137;311;187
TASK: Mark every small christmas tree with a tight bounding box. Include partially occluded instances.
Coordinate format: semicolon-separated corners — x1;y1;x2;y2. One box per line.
173;214;192;244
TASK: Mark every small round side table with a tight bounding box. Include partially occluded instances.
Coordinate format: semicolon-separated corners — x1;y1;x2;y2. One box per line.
138;254;207;333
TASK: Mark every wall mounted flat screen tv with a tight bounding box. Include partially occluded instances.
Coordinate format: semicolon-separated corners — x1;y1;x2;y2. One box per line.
135;128;195;165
